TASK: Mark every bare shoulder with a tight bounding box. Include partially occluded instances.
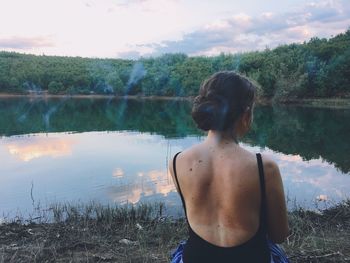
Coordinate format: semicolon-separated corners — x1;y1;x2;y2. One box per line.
168;144;203;192
260;154;289;243
175;144;205;164
261;153;278;169
168;144;202;175
259;153;285;200
239;147;262;168
260;154;281;182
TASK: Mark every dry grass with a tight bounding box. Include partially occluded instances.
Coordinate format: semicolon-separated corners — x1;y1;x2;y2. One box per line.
284;200;350;262
0;200;349;262
0;202;187;263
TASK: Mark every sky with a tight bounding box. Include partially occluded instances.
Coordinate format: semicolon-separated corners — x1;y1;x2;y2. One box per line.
0;0;349;59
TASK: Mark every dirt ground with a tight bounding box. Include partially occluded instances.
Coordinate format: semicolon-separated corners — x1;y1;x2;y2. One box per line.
1;201;349;262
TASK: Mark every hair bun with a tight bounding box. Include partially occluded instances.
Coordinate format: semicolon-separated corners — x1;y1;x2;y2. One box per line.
191;94;229;131
191;71;256;132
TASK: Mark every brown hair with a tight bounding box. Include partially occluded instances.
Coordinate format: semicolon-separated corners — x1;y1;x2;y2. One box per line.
191;71;256;132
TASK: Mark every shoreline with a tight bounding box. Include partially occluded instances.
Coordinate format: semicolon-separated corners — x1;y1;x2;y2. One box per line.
277;98;350;109
1;93;350;108
0;201;349;262
0;93;193;101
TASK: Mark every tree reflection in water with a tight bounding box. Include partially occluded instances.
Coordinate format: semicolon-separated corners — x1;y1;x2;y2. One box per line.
1;98;349;173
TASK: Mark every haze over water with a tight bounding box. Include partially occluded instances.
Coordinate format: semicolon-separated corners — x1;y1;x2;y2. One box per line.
0;98;349;218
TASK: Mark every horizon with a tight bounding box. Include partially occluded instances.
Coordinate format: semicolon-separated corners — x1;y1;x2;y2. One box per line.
0;0;349;59
0;28;348;61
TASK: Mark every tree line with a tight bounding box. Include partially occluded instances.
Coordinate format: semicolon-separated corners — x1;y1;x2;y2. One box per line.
0;29;349;100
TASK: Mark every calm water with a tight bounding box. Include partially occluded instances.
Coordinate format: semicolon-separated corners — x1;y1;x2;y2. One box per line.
0;97;349;218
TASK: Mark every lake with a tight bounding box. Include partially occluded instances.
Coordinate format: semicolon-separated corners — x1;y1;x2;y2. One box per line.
0;97;349;219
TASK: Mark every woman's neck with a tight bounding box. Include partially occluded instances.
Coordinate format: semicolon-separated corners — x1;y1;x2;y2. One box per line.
206;130;239;146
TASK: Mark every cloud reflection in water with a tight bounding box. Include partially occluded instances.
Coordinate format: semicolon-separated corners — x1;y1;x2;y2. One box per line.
0;131;349;218
248;145;350;208
5;135;76;162
108;169;175;204
112;168;124;178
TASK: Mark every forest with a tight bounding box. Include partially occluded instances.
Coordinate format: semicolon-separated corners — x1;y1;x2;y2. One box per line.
0;29;349;101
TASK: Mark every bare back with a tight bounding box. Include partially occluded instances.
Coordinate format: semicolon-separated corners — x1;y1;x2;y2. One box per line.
170;138;289;247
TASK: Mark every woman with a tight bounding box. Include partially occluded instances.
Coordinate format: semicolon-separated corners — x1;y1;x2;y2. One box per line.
169;71;289;263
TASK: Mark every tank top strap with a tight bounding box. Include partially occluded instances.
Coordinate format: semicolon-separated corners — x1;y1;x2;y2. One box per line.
173;151;188;217
256;153;268;232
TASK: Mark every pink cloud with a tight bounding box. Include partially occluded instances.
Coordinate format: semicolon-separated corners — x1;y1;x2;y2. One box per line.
0;36;54;49
140;0;350;56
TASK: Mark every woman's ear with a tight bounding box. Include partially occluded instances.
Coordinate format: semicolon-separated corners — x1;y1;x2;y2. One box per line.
235;110;251;138
242;109;253;133
241;109;253;136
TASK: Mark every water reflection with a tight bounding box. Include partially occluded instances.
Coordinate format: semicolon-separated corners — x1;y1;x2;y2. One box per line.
253;146;349;208
0;98;349;173
0;98;349;217
4;136;75;161
112;168;124;178
107;169;175;205
246;106;350;174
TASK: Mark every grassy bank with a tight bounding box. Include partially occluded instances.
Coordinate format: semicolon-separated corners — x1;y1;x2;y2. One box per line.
1;201;349;262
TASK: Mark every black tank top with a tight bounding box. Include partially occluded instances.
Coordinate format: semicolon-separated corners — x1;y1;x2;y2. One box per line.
173;152;271;263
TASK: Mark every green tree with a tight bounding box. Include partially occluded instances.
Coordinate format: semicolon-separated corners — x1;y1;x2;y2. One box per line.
48;81;64;94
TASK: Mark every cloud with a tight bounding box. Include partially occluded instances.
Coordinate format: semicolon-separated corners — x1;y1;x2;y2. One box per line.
140;0;350;56
116;50;142;60
0;36;54;49
115;0;178;7
116;0;149;6
110;0;181;14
